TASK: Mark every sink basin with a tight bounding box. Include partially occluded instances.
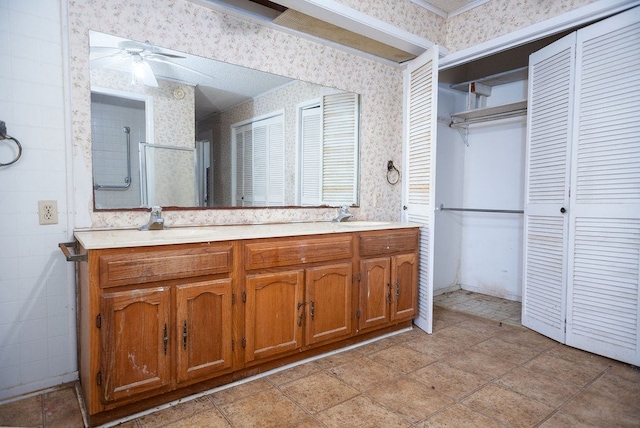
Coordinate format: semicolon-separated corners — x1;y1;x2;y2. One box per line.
333;221;394;228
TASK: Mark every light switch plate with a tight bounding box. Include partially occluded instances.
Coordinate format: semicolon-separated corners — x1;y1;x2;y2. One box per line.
38;200;58;225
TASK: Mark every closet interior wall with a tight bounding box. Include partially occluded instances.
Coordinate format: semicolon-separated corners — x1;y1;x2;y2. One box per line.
433;79;527;302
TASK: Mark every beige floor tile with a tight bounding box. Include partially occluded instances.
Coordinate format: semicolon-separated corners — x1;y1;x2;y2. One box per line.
218;388;309;427
315;395;411;428
546;343;615;370
356;336;403;355
137;396;214;427
162;406;231;428
459;317;520;337
43;387;84;428
560;389;640;428
440;349;517;379
327;356;398;392
538;410;598;427
279;371;359;413
432;307;478;325
412;361;491;399
267;360;322;386
497;326;557;350
369;344;436;373
494;366;580;408
524;353;606;387
0;394;42;427
421;403;502;427
403;334;465;360
208;378;272;406
471;336;543;365
367;377;454;423
586;364;640;406
313;348;363;370
463;384;554;428
432;325;493;348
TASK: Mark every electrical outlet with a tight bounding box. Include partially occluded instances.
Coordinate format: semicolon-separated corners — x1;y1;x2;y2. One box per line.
38;200;58;225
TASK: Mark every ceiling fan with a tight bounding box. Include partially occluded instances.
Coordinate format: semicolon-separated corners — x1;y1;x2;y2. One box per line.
90;41;191;87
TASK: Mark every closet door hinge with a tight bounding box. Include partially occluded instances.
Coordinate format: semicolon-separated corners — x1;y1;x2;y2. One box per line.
242;337;246;348
242;292;247;303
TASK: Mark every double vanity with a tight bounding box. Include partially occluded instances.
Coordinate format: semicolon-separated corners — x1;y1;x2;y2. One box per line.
70;221;420;425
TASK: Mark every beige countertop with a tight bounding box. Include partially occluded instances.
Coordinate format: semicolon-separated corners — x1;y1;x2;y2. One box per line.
74;221;421;249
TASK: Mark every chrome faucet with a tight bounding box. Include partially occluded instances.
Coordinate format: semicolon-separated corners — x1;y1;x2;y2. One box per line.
333;205;354;222
139;206;166;230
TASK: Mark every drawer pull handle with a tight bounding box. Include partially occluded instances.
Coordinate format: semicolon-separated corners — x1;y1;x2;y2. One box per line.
395;281;400;299
310;301;315;320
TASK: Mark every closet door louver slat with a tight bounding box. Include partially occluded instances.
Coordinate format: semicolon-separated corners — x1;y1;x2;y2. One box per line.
566;8;640;365
403;47;438;334
522;33;576;342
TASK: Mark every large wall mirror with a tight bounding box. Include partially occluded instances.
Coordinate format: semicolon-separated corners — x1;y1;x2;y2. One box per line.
89;31;360;210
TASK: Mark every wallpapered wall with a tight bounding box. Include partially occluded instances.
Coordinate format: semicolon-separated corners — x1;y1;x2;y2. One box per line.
68;0;600;229
68;0;404;228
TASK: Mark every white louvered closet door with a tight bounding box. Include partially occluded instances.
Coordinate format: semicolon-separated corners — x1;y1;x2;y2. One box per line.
566;7;640;365
322;92;359;205
522;33;576;343
403;47;438;334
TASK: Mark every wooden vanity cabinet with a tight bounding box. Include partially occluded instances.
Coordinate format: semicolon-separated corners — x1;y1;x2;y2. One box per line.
79;242;236;418
242;235;354;365
77;226;419;426
357;229;419;332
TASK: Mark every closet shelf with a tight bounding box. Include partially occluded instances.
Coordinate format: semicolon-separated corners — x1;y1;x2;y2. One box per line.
450;100;527;128
450;67;528;92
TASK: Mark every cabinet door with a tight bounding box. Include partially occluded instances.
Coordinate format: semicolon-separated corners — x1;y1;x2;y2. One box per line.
305;263;353;346
175;279;233;383
101;287;171;402
359;257;391;330
245;270;304;363
391;253;418;321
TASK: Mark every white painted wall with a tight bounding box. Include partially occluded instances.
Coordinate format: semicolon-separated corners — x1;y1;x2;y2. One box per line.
434;81;527;301
0;0;77;402
433;86;466;295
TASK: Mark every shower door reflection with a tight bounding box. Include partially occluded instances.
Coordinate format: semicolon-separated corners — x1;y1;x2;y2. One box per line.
140;143;198;207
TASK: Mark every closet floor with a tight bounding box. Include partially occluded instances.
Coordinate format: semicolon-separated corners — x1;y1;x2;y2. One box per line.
1;298;638;427
434;289;522;326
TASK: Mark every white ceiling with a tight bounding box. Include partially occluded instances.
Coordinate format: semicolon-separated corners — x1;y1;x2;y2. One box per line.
410;0;490;17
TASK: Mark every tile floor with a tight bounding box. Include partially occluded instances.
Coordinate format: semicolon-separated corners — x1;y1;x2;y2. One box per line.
1;290;639;427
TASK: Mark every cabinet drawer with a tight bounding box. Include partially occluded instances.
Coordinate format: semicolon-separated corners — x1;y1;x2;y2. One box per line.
359;229;419;257
244;235;352;270
98;244;233;288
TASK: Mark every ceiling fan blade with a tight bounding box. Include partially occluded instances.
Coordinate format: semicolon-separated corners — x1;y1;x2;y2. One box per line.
135;59;158;87
146;55;216;82
154;52;185;59
90;53;127;70
90;46;122;54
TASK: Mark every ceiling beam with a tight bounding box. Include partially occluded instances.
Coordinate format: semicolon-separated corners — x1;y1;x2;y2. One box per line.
271;0;439;56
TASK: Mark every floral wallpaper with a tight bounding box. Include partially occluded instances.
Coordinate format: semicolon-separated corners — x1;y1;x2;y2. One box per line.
68;0;404;228
68;0;602;229
445;0;599;52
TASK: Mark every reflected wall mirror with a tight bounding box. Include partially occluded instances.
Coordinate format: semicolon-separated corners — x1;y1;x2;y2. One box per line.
89;30;360;210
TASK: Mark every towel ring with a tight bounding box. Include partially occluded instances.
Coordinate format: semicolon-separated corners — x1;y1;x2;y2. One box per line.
386;160;400;185
0;135;22;167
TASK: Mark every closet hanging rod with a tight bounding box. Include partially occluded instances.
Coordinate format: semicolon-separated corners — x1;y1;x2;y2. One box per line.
438;204;523;214
449;109;526;128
